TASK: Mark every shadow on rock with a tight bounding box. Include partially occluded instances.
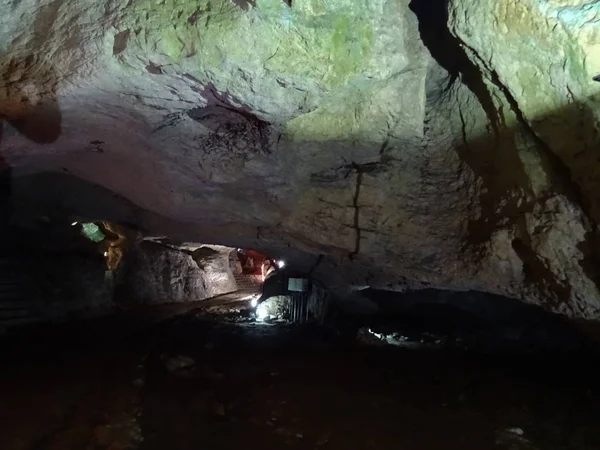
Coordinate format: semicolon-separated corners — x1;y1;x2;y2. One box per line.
9;172;141;227
0;123;12;229
409;0;600;313
360;288;592;353
0;55;62;144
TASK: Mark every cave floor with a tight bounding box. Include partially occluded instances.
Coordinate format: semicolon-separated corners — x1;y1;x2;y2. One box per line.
1;304;599;450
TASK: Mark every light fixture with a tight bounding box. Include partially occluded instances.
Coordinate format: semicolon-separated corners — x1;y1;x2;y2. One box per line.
71;221;78;226
104;251;108;257
256;302;269;321
277;260;285;269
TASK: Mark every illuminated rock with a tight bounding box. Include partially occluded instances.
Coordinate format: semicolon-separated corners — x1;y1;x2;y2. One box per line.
1;0;599;318
448;0;600;317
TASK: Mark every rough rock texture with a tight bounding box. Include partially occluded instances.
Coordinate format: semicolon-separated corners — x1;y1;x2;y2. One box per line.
445;0;600;318
256;295;291;321
0;0;599;318
119;242;236;305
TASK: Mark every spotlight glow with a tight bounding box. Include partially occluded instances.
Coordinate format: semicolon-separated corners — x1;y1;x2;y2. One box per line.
241;294;259;308
103;251;108;257
277;260;285;269
256;302;269;321
71;221;78;226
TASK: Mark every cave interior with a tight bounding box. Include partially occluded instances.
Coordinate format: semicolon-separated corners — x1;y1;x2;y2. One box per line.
2;0;600;448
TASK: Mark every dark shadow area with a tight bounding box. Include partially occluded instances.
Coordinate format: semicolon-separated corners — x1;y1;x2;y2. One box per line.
145;62;163;75
358;288;591;354
0;56;62;143
0;213;111;329
0;171;148;330
0;123;11;220
230;0;255;11
10;171;142;229
511;237;571;311
1;303;600;450
112;29;130;56
409;0;499;131
184;82;272;156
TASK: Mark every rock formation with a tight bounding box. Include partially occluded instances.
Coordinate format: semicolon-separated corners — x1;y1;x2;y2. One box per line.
118;242;237;305
1;0;599;318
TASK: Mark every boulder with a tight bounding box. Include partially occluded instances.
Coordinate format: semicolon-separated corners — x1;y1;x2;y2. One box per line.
118;242;236;305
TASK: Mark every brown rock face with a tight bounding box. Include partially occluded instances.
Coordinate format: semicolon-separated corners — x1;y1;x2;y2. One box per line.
1;0;599;318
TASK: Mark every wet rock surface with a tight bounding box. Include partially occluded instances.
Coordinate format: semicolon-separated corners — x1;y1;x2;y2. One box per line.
1;302;599;450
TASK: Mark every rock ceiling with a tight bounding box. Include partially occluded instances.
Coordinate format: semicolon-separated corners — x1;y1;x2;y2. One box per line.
0;0;599;318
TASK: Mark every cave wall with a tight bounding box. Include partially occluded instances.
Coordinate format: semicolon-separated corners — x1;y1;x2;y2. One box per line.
0;226;239;330
0;211;114;330
117;242;237;306
0;0;599;319
0;251;113;330
445;0;600;318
